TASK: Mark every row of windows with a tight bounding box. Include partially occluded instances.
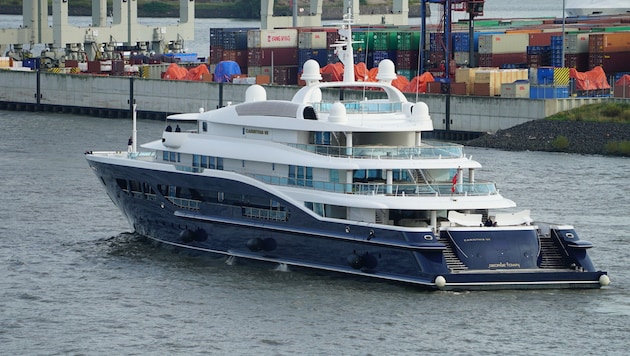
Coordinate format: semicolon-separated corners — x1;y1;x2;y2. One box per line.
115;177;289;219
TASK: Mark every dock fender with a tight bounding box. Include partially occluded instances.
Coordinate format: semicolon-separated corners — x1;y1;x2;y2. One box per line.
247;238;264;252
347;252;363;269
262;237;277;251
194;228;208;242
179;229;195;243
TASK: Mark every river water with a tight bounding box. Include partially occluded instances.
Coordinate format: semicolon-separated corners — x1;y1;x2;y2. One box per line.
1;109;629;355
2;2;630;354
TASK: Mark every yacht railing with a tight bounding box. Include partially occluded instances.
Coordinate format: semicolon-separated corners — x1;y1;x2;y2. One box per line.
313;101;403;114
285;141;464;159
249;174;497;197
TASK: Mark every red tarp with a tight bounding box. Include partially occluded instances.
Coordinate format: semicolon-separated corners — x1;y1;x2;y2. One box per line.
569;66;610;91
403;72;435;93
163;63;188;80
317;63;432;94
615;74;630;86
391;75;410;92
185;64;210;81
320;62;344;82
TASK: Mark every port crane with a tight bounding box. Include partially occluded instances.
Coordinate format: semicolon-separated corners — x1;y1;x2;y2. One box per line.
420;0;485;78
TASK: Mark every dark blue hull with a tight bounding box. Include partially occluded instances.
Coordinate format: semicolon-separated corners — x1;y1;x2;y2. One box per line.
86;158;608;291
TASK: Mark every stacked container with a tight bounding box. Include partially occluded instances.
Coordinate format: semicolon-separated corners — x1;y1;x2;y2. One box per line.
588;32;630;73
562;32;589;71
297;30;328;70
247;29;299;85
477;33;529;68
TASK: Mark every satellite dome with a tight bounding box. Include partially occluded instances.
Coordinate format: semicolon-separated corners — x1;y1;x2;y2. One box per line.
301;59;322;84
245;84;267;102
376;59;397;83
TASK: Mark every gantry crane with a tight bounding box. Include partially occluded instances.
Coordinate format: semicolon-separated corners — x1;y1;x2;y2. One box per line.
420;0;485;78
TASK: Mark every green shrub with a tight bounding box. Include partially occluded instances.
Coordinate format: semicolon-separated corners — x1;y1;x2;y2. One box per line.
551;135;569;150
605;140;630;156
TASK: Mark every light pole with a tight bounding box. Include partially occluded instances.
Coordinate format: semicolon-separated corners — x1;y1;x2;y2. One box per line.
561;0;566;67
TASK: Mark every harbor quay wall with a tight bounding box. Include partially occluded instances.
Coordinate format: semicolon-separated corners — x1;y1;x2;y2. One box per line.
0;70;615;136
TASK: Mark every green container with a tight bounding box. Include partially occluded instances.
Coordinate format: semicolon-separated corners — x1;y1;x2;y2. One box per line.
351;31;372;51
372;30;398;50
397;31;421;51
604;26;630;32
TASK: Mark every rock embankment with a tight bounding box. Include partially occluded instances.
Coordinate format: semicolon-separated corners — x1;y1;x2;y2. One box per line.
465;119;630;156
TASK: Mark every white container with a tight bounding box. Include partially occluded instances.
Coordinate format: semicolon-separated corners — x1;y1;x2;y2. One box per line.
565;33;590;54
298;31;327;49
478;33;529;54
501;81;530;98
248;29;298;49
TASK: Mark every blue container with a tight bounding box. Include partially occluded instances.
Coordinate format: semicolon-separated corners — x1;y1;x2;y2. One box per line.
163;53;199;63
372;50;396;68
23;57;40;70
452;32;470;52
223;29;249;50
529;85;569;99
298;48;329;70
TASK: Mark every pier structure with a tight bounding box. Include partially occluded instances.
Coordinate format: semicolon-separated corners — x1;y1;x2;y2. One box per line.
261;0;409;29
1;0;194;65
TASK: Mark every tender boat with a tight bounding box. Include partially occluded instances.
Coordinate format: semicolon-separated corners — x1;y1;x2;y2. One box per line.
85;15;609;291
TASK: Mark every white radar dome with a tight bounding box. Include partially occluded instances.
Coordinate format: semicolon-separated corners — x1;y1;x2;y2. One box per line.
328;102;347;123
301;59;322;84
245;84;267;102
376;59;397;83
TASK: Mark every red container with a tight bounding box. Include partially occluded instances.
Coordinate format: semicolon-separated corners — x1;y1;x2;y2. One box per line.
247;47;298;67
209;46;223;65
273;66;299;85
396;50;419;70
87;60;101;73
589;51;630;73
564;53;588;72
478;53;527;67
527;54;550;67
222;49;248;68
529;32;560;46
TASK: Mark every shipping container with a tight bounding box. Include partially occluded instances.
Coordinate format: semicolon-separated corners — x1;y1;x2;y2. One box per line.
565;33;590;54
478;52;527;67
478;33;529;54
529;85;569;99
247;47;298;67
223;29;249;50
298;31;327;49
222;49;248;68
564;53;589;71
372;30;398;50
247;29;298;49
529;32;560;46
273;66;299;85
529;67;554;85
397;31;421;51
209;28;224;47
298;48;328;70
396;50;419;69
589;32;630;53
209;47;223;65
589;51;630;73
247;66;272;77
501;80;530;98
372;50;396;68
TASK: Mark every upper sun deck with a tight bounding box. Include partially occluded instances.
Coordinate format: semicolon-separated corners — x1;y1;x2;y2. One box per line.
285;141;465;160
